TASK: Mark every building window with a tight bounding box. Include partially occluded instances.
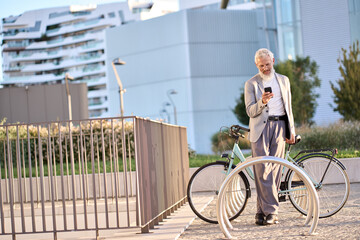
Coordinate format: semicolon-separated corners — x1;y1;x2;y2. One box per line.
118;10;125;24
108;12;115;18
348;0;360;44
275;0;303;60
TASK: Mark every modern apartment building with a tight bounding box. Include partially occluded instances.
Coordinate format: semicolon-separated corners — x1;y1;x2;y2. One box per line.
105;0;360;154
1;2;138;118
106;9;263;153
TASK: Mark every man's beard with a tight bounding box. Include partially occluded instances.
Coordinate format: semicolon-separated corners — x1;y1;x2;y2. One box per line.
259;67;275;81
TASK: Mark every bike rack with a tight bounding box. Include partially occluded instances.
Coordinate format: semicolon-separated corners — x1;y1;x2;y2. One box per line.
216;156;320;239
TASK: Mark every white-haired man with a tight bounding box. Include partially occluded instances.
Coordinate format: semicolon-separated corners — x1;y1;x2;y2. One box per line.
244;48;295;225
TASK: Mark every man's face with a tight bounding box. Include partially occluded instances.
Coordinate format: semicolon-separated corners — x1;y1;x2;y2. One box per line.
255;56;274;76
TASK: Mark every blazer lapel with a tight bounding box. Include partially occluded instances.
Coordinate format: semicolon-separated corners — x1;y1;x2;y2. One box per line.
275;73;286;103
275;73;290;115
255;75;264;93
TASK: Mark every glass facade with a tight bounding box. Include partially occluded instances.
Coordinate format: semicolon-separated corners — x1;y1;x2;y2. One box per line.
348;0;360;44
275;0;303;61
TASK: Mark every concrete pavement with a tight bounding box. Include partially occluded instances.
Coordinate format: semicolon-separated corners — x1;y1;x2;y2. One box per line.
179;182;360;240
3;183;359;239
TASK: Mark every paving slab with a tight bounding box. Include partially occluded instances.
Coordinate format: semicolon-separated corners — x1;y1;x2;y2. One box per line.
179;183;360;240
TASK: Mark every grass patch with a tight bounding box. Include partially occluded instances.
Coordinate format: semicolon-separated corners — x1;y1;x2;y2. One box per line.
189;153;252;168
335;149;360;158
189;149;359;168
189;154;220;168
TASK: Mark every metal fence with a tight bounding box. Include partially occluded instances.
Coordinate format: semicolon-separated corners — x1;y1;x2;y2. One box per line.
0;117;189;239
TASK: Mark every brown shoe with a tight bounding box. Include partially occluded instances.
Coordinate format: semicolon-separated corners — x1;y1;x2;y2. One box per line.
265;214;279;225
255;213;265;225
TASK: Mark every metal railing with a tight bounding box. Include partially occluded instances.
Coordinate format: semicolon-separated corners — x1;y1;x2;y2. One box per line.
0;117;189;239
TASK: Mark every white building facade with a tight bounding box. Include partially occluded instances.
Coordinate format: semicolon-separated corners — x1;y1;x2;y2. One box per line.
106;10;263;153
1;2;138;118
106;0;360;153
1;0;359;153
274;0;360;125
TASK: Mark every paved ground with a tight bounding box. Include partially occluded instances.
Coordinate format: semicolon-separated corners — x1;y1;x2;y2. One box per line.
3;184;359;240
179;182;360;240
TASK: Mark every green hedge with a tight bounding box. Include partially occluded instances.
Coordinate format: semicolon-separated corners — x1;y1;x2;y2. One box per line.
293;121;360;151
210;121;359;156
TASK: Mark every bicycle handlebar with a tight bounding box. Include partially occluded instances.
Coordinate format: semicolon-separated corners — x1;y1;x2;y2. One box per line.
229;125;250;139
231;125;250;132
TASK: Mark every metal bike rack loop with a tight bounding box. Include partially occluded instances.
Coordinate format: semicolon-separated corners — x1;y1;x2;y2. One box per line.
216;156;320;239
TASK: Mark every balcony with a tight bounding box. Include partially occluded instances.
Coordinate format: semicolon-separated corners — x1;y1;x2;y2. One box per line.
25;31;103;50
6;50;62;62
2;41;30;50
2;31;41;40
88;103;108;112
86;77;107;87
79;40;105;52
46;17;115;37
88;97;108;109
20;55;105;72
67;65;106;79
2;74;65;85
87;89;108;98
3;65;24;72
47;13;87;26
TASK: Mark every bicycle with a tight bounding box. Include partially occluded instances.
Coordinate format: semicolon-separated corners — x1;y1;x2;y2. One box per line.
187;125;350;224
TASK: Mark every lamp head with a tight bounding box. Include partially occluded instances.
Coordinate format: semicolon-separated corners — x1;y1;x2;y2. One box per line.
65;73;74;81
168;89;177;95
113;58;126;65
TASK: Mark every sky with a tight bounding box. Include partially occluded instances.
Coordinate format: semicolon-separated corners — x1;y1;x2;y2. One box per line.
0;0;127;81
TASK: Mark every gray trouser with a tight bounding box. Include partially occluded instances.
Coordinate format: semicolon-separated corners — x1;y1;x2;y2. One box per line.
251;120;286;216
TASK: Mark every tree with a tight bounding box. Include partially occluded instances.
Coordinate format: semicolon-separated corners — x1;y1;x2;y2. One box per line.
233;91;249;125
331;41;360;121
233;56;321;126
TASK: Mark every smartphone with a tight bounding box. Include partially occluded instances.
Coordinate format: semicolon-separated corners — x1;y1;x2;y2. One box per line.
265;87;272;93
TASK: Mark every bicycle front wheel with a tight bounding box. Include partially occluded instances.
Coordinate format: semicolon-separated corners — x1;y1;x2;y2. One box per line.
286;153;350;218
187;161;250;224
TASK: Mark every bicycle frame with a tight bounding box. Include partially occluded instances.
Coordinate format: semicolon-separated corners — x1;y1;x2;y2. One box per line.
228;142;254;179
225;131;343;201
228;141;322;195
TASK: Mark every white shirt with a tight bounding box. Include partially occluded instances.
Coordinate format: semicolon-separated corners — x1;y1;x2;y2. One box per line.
263;76;286;116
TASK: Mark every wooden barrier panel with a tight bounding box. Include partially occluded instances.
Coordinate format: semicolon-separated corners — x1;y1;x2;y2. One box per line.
134;118;189;232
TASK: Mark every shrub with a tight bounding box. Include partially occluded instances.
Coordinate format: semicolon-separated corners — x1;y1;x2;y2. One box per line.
293;120;360;150
211;129;250;154
0;119;134;168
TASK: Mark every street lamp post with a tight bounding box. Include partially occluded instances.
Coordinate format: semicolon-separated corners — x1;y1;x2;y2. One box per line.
167;89;178;125
111;58;126;117
64;73;74;120
162;102;171;123
160;109;170;123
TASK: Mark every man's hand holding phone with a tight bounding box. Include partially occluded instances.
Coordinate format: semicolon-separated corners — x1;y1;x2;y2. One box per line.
262;87;274;104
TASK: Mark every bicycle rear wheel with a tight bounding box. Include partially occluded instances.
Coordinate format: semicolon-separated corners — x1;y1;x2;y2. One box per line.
187;161;250;224
286;153;350;218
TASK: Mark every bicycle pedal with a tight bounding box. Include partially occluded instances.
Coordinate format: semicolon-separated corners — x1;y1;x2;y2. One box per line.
278;195;286;202
280;182;287;191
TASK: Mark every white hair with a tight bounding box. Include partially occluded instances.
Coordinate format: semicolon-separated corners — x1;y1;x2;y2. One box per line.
254;48;274;63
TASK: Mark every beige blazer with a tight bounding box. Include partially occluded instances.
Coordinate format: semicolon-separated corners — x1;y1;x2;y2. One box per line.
244;73;295;142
